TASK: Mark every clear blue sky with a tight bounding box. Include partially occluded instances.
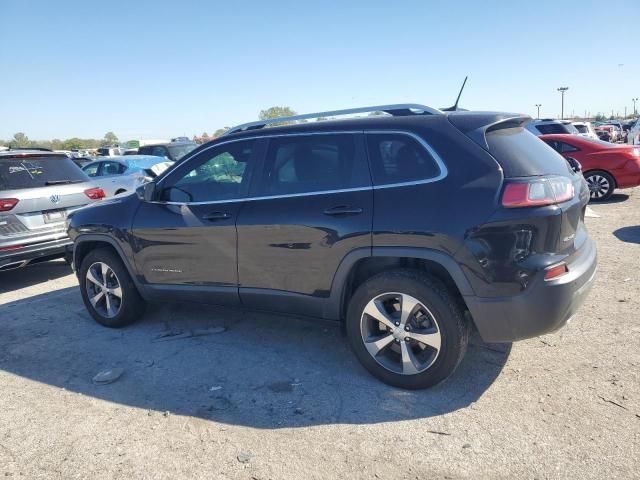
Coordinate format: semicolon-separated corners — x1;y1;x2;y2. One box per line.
1;0;639;141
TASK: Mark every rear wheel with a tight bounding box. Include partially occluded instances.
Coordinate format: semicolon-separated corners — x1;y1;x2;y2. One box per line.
346;269;469;389
79;248;146;328
585;170;615;201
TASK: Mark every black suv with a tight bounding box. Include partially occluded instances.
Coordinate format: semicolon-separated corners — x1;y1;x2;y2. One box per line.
68;104;597;389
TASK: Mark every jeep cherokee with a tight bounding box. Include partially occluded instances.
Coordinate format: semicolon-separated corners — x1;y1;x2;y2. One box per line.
68;104;597;389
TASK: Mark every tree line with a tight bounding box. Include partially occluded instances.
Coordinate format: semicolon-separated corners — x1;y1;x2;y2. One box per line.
0;106;333;150
0;132;119;150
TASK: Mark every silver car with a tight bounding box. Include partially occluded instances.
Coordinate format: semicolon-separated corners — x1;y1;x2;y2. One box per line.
0;151;104;271
81;155;173;197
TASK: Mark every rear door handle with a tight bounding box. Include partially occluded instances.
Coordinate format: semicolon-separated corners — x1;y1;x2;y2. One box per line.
323;206;363;216
202;211;231;221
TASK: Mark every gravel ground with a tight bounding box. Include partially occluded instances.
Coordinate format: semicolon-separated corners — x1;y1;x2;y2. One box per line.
1;189;639;480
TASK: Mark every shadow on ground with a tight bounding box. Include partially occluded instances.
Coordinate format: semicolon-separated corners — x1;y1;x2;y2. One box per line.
592;193;630;205
613;226;640;244
0;272;511;429
0;259;72;294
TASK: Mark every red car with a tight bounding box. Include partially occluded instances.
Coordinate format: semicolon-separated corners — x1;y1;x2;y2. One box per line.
540;134;640;201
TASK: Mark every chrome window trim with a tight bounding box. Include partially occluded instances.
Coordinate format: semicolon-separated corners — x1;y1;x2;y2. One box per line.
153;130;447;206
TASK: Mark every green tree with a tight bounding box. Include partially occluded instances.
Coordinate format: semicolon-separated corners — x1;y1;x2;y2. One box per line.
213;127;229;138
259;106;297;126
62;138;85;150
9;132;31;148
101;131;119;147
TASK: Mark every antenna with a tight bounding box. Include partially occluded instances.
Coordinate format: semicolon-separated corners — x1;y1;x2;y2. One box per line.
441;76;468;112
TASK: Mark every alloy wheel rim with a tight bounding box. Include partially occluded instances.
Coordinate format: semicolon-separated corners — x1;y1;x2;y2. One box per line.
586;175;610;199
360;292;441;375
85;262;123;318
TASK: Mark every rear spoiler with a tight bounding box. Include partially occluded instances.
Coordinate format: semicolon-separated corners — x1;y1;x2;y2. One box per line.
447;112;532;150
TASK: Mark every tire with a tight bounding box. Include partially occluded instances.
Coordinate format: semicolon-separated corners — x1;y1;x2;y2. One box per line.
79;247;146;328
584;170;615;201
345;269;469;389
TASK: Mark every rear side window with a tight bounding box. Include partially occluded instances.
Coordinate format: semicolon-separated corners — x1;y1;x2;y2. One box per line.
0;156;88;190
486;127;572;177
261;134;369;195
366;133;441;185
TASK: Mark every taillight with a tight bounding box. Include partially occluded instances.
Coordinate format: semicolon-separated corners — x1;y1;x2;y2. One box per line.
544;262;569;281
502;176;574;208
84;188;106;200
0;198;19;212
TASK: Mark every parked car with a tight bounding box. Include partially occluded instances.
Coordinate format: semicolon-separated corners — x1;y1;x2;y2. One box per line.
594;127;612;142
69;104;596;389
137;141;197;161
540;134;640;200
96;146;123;157
0;150;105;271
525;119;579;136
602;121;625;142
123;148;139;155
627;118;640;145
81;155;173;197
571;121;598;139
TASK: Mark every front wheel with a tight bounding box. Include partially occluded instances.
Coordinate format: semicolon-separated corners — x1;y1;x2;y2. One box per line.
79;248;146;328
346;269;469;389
585;170;615;201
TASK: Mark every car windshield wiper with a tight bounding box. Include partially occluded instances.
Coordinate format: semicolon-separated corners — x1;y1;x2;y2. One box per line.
45;179;84;185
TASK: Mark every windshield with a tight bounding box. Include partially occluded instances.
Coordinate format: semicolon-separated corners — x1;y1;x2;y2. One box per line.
0;156;88;190
167;144;197;160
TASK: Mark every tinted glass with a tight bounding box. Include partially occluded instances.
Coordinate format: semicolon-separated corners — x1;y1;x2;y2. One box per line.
0;156;88;190
574;125;588;133
101;161;125;175
162;140;255;202
366;133;441;185
167;143;197;160
150;146;167;158
261;134;368;195
536;124;570;135
486;127;571;177
558;142;579;153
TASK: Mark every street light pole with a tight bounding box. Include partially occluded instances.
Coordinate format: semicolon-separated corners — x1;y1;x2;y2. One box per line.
633;98;638;116
557;87;569;120
535;104;542;119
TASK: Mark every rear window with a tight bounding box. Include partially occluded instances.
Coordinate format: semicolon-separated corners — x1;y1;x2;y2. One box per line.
486;127;572;177
573;124;588;133
0;156;88;190
536;123;570;135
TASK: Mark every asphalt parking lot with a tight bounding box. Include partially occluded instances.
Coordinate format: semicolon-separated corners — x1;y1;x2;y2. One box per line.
1;191;639;479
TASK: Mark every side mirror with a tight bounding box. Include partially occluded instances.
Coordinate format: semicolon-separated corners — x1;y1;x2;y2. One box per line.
566;157;582;174
136;181;156;202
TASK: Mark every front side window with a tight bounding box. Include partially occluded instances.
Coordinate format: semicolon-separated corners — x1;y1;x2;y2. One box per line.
100;161;125;176
261;134;368;195
83;163;100;177
161;140;256;203
366;133;441;185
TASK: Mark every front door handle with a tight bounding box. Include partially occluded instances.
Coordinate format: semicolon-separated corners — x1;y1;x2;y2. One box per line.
202;211;231;221
323;206;363;216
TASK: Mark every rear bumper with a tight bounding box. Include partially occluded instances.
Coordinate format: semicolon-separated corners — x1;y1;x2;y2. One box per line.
464;237;597;342
0;237;72;270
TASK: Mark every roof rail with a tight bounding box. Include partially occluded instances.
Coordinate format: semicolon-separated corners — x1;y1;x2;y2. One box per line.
224;103;443;136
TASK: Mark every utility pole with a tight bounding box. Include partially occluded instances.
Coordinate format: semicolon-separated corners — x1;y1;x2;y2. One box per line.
557;87;569;119
535;104;542;119
633;98;638;116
